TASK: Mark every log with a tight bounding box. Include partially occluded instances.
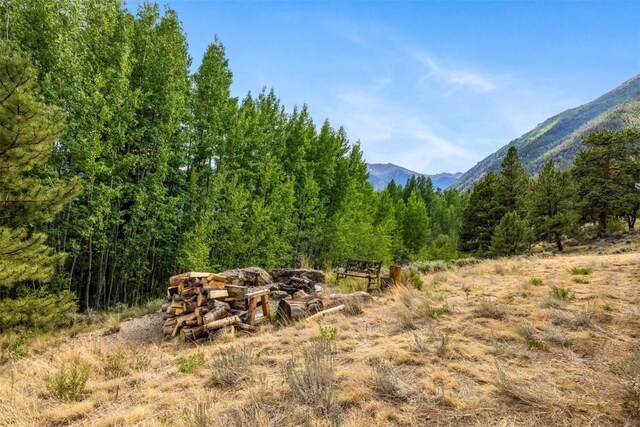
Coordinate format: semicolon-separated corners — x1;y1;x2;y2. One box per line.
208;289;229;299
306;304;345;321
277;299;307;322
204;315;241;331
233;322;257;332
219;267;273;287
202;306;228;324
207;273;227;282
181;326;208;341
270;268;326;283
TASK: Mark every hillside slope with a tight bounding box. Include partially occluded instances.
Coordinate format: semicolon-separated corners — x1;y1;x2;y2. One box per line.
454;74;640;191
2;237;639;426
367;163;462;190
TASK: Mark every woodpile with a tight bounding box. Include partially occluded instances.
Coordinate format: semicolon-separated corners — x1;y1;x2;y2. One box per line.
162;271;265;341
161;266;371;341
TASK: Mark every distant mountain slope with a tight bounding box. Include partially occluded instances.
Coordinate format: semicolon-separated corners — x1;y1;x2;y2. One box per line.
367;163;462;190
454;74;640;191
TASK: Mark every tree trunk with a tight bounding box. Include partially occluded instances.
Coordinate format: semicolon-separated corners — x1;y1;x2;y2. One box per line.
554;232;563;252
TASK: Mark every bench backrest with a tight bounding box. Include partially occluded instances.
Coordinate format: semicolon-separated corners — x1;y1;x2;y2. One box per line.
344;258;382;275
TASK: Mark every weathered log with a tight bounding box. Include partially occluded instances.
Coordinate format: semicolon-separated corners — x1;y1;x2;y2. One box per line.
390;265;403;287
277;299;307;322
306;304;345;321
204;315;241;331
181;326;208;341
270;268;326;284
219;267;273;287
327;291;372;306
202;306;228;324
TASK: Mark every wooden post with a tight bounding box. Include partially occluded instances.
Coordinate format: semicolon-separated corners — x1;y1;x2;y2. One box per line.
261;294;270;318
247;296;258;325
390;265;402;287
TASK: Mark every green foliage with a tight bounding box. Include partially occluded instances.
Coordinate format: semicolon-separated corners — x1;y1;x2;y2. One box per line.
318;325;339;344
490;211;533;256
0;334;29;362
402;269;424;290
46;360;90;402
0;289;77;332
570;267;592;275
549;286;574;302
459;172;501;255
528;160;578;251
178;352;205;374
528;278;544;287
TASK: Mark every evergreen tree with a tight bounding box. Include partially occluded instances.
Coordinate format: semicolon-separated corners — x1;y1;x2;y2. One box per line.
490;211;533;256
528;160;577;251
0;44;79;330
495;146;529;216
573;129;636;235
459;172;501;255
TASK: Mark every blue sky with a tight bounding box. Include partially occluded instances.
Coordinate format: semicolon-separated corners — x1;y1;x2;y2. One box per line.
127;1;640;174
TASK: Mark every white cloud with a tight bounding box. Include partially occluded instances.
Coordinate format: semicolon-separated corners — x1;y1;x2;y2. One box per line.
409;48;496;93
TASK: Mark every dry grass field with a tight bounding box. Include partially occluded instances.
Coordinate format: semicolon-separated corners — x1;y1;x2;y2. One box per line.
1;236;640;426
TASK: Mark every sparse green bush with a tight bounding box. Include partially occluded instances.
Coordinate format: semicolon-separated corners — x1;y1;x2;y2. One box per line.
371;361;407;400
104;349;127;378
549;286;574;302
208;346;254;388
403;268;423;290
0;289;77;333
515;323;548;351
178;352;205;374
410;260;448;274
452;258;481;268
570;267;592;275
46;360;90;401
182;401;212;427
474;298;506;320
0;334;29;362
319;325;338;344
529;278;544;287
573;277;589;284
283;340;335;407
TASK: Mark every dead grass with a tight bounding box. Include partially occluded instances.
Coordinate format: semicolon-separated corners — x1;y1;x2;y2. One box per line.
1;236;640;426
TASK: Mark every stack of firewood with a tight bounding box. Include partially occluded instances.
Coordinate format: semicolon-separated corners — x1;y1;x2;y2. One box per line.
161;272;252;341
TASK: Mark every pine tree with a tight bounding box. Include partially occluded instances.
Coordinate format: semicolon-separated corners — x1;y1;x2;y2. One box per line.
459;172;501;255
573;129;636;235
528;160;577;251
495;146;529;216
0;44;79;330
490;211;533;256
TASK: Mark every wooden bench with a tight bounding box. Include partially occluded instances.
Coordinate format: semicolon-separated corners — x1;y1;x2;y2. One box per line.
335;258;382;292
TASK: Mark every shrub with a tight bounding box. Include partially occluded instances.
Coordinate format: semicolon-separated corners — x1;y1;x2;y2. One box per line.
515;323;548;351
573;277;589;284
570;267;592;275
104;349;127;379
182;401;212;427
208;346;254;388
402;268;424;290
529;278;544;287
452;258;481;268
410;260;448;273
46;360;90;401
371;361;407;400
0;334;29;363
105;314;121;334
283;340;335;407
549;286;574;302
319;325;338;344
474;299;506;320
178;352;205;374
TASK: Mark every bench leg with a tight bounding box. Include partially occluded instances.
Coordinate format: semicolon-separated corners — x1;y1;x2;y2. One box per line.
247;297;258;325
261;294;270;318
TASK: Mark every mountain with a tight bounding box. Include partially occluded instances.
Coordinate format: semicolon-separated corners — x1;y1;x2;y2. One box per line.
454;74;640;192
367;163;462;190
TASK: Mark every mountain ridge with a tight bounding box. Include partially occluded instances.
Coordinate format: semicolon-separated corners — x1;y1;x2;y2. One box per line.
367;163;462;190
453;73;640;191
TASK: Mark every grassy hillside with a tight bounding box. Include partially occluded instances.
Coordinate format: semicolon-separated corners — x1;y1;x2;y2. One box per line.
1;236;639;426
455;74;640;191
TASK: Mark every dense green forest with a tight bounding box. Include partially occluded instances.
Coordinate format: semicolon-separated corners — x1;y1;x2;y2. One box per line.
0;1;638;331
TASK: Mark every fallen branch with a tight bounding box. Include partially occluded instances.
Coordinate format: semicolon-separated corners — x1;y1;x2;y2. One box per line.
306;304;345;321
